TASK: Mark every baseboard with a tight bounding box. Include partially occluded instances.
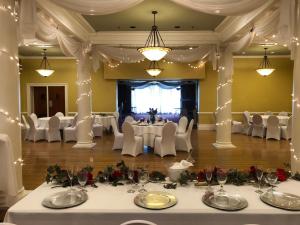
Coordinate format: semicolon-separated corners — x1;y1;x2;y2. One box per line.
197;124;215;130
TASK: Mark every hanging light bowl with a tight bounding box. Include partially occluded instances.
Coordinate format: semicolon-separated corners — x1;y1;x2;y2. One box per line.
36;49;55;77
146;61;163;77
256;48;275;76
138;11;171;61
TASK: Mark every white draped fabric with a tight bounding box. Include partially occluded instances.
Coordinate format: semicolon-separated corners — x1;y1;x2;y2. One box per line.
49;0;144;15
166;46;211;63
19;0;37;40
169;0;269;16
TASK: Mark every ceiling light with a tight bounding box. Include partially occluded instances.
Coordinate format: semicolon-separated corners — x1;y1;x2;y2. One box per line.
146;61;163;77
256;48;275;77
138;11;171;61
36;49;54;77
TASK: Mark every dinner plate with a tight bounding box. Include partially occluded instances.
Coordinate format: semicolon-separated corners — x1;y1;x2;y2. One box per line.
202;191;248;211
260;191;300;211
42;190;88;209
134;191;177;210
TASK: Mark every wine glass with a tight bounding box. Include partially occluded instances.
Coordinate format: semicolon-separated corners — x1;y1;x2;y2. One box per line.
67;165;75;192
77;169;88;190
266;169;278;192
255;168;264;194
217;169;227;193
127;170;135;193
138;170;149;193
205;167;213;190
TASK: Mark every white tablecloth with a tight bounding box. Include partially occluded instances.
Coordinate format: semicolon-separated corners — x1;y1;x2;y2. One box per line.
0;134;18;196
5;181;300;225
250;115;289;126
132;124;164;147
95;115;114;129
38;117;74;129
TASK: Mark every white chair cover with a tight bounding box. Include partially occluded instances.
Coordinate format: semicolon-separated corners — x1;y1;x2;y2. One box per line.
177;116;188;134
113;111;120;124
120;220;157;225
71;114;78;127
21;114;30;140
92;116;103;137
63;126;77;142
266;115;281;140
279;111;288;116
30;113;38;128
251;114;265;138
175;119;194;152
55;112;64;118
46;116;61;142
124;115;134;123
27;115;46;142
121;122;143;157
154;122;177;157
281;116;292;140
232;120;243;133
242;111;252;135
111;117;123;150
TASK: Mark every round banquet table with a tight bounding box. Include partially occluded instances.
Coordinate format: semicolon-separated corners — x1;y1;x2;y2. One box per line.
132;123;165;147
250;115;289;126
95;115;114;129
38;116;74;129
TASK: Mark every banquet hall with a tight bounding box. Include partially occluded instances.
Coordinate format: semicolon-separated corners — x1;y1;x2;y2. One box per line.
1;0;300;224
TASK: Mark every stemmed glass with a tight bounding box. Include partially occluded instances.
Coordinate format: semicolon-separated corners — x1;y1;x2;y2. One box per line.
255;168;264;194
67;165;75;192
127;170;136;193
138;170;149;193
266;169;278;192
77;169;88;191
205;167;213;191
217;169;227;193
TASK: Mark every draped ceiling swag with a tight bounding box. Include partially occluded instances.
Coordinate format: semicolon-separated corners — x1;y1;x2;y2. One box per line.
19;0;299;70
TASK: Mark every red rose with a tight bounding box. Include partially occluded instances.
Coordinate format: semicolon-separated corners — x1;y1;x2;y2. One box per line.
112;170;123;178
87;172;93;185
277;168;287;181
197;171;205;182
249;166;257;179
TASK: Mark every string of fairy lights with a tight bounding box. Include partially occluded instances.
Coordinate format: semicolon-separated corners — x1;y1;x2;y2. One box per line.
0;0;19;22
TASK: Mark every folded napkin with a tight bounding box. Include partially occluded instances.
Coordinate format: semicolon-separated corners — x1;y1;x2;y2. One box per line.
170;160;193;170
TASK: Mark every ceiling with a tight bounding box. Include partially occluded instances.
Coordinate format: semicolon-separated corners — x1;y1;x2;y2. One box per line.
83;0;225;31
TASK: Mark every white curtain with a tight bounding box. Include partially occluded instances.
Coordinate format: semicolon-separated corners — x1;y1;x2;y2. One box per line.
49;0;144;15
131;85;181;114
169;0;270;16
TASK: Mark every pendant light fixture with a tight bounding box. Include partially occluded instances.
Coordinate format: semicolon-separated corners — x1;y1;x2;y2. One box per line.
36;49;55;77
256;48;275;76
138;11;171;61
146;61;163;77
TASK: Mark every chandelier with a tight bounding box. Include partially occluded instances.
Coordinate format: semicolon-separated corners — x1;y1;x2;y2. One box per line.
36;49;55;77
146;61;163;77
256;48;275;76
138;11;171;61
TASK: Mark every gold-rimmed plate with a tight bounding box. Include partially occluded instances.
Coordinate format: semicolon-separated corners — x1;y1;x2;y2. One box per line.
134;191;177;210
260;191;300;211
42;190;88;209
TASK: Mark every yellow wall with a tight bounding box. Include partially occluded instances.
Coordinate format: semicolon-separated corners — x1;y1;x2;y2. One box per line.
20;57;293;124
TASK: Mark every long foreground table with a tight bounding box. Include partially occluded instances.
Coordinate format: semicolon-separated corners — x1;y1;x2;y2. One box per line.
5;181;300;225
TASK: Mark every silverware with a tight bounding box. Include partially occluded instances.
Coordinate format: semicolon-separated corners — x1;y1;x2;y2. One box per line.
260;191;300;211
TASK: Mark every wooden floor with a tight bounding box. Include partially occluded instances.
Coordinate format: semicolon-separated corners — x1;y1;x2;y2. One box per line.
22;130;291;190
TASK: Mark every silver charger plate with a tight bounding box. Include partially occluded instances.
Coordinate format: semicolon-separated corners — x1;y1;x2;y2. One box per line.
134;191;177;210
260;191;300;211
42;190;88;209
202;192;248;211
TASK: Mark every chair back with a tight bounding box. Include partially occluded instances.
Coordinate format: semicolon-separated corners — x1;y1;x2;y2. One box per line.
71;114;78;127
55;112;64;118
264;111;273;115
122;122;135;145
186;119;194;137
48;116;60;131
113;111;119;124
30;113;38;127
120;220;157;225
242;112;250;125
161;122;177;145
178;116;188;133
111;117;120;135
279;111;288;116
22;114;30;129
243;111;250;121
267;115;279;128
124;115;134;123
252;114;263;126
27;115;37;132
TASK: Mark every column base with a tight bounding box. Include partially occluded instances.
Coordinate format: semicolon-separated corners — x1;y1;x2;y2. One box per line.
73;142;96;149
212;142;236;149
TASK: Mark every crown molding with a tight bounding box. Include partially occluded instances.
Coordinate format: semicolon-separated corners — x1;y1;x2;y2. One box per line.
89;31;220;46
233;55;290;58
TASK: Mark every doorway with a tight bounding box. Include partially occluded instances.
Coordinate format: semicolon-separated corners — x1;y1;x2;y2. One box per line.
27;84;68;117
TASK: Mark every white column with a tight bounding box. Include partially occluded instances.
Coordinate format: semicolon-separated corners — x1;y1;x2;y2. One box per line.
0;1;23;192
213;50;236;149
73;54;95;148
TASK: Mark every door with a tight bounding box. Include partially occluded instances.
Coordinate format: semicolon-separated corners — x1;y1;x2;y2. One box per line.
48;86;65;116
33;86;47;117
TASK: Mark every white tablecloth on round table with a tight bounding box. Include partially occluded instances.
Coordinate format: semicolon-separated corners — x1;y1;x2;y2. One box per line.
5;180;300;225
95;115;114;129
250;115;289;126
132;124;164;147
0;134;18;196
38;116;74;129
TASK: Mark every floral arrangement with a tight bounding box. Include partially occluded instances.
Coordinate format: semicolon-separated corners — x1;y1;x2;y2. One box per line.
45;161;294;188
147;108;158;124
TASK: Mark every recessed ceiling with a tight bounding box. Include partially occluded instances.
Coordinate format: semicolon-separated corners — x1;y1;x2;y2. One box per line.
19;46;64;57
236;44;290;56
83;0;225;31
